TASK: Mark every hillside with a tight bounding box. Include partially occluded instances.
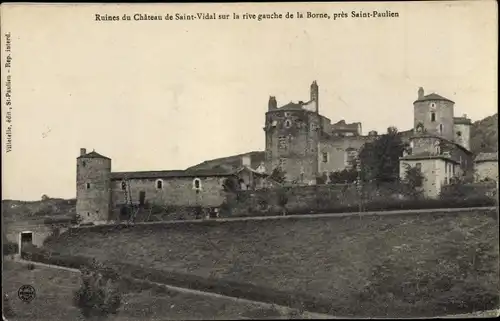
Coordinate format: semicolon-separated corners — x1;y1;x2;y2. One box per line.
471;113;498;154
186;151;265;171
1;198;76;222
44;208;499;317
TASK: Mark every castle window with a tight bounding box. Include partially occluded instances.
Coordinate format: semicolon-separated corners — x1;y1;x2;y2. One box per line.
345;149;358;168
457;131;462;137
155;179;163;190
86;183;90;189
82;161;86;167
322;152;328;163
278;136;288;150
431;112;436;122
193;178;201;190
279;158;287;169
121;181;127;190
284;120;292;128
439;124;443;134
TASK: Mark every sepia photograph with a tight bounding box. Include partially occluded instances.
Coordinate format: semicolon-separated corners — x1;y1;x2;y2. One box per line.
1;1;499;320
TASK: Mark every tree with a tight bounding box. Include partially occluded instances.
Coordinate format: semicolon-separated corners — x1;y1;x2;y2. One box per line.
73;260;122;320
222;177;239;193
359;126;409;183
269;167;286;184
316;172;328;185
276;188;289;216
403;164;425;199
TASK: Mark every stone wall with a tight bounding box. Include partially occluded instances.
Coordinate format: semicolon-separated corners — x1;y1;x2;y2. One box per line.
227;182;415;216
475;161;499;182
441;181;498;200
110;176;228;209
318;136;374;174
4;220;69;249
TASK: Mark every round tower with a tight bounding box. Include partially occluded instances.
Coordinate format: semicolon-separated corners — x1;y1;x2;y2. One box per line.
76;148;112;224
453;114;472;151
264;90;321;184
413;87;455;141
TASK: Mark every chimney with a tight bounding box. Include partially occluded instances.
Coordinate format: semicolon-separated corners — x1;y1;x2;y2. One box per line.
418;87;424;100
242;154;251;167
463;114;468;118
268;96;277;111
80;148;87;156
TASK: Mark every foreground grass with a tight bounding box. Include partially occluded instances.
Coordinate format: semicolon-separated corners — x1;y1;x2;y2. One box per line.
43;209;500;317
2;260;310;320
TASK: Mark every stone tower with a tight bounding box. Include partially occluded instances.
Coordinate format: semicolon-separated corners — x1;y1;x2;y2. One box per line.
453;114;472;151
413;87;455;141
76;148;112;224
264;81;321;184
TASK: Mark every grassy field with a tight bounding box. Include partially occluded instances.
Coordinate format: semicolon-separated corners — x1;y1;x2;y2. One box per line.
2;260;311;320
43;208;500;317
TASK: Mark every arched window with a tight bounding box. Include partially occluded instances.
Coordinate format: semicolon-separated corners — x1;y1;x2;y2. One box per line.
439;124;443;134
121;181;127;190
284;120;292;128
434;141;441;154
86;183;91;189
155;179;163;190
430;112;436;122
193;178;201;190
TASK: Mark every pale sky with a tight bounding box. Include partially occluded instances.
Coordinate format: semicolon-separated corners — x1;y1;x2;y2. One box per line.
1;2;497;201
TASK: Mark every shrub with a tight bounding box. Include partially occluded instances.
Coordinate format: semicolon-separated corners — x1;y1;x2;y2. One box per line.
73;260;122;319
3;293;15;317
3;241;18;256
27;263;36;270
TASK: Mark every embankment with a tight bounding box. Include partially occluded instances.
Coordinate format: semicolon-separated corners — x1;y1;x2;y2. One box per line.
42;208;499;317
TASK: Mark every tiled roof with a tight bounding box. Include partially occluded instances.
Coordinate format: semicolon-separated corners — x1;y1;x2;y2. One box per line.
77;151;111;160
400;153;460;164
414;93;454;104
278;102;304;110
475;152;498;163
110;168;235;180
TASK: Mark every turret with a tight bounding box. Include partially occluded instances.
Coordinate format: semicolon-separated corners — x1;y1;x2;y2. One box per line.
268;96;277;111
413;87;455;141
453;113;472;151
76;148;112;224
418;87;424;100
310;81;319;113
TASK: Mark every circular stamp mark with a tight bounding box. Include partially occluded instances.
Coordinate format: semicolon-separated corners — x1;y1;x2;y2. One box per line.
17;284;36;303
